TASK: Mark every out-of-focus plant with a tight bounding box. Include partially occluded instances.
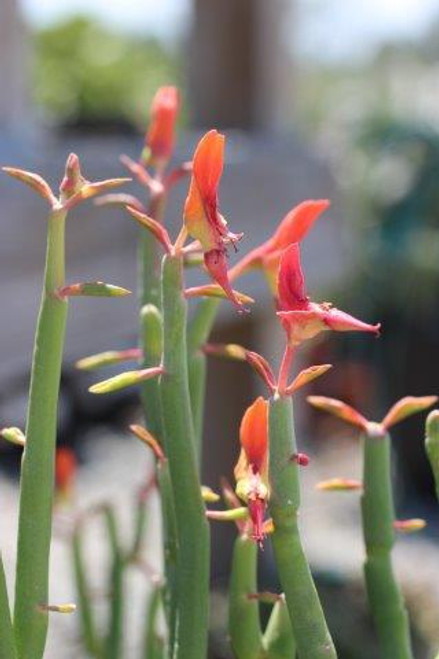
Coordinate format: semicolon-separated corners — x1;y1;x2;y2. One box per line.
348;120;439;320
33;16;179;130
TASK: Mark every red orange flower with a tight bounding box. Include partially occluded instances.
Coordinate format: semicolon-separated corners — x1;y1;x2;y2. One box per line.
145;86;180;166
229;199;330;291
234;397;269;543
184;130;244;309
277;244;380;346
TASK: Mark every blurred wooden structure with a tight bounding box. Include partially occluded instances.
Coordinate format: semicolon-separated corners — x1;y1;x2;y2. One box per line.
190;0;292;131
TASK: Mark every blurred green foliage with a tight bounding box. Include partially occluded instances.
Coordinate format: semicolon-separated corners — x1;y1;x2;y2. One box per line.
32;16;180;131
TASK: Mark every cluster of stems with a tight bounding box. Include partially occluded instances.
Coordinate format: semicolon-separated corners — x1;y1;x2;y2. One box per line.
1;85;438;659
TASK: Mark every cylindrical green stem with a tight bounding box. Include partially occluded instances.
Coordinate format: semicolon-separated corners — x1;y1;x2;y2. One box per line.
140;304;164;441
160;254;210;659
228;534;264;659
425;410;439;501
361;428;413;658
187;298;219;463
0;554;16;659
268;395;336;659
14;210;68;659
157;458;179;652
263;599;296;659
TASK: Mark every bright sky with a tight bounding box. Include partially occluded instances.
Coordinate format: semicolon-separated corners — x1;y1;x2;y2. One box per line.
20;0;439;61
298;0;439;61
20;0;191;39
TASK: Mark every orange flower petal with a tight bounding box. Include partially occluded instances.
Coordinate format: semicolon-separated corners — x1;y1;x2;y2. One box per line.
270;199;330;251
229;200;329;281
239;397;269;473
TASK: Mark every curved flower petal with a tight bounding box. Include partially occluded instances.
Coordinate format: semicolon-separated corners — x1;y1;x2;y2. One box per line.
184;130;228;251
239;396;269;474
270;199;330;250
277;243;309;311
230;199;329;281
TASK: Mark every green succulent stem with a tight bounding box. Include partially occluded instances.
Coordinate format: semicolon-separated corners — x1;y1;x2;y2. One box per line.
14;209;68;659
228;534;264;659
268;394;336;659
72;524;102;658
425;410;439;501
361;428;413;658
157;457;179;652
0;555;16;659
187;298;220;463
140;304;164;441
159;253;210;659
263;599;296;659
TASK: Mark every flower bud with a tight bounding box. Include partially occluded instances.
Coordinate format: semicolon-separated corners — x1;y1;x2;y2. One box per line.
1;426;26;447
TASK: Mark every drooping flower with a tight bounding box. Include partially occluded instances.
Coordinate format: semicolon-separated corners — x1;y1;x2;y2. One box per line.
277;244;380;346
234;397;269;543
183;130;245;309
229;199;330;291
145;86;180;166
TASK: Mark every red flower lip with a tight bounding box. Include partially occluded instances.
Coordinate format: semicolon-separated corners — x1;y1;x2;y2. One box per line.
277;244;380;346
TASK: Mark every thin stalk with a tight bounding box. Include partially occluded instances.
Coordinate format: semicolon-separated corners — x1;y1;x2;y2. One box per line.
128;492;149;561
361;429;413;658
228;534;264;659
263;599;296;659
0;554;16;659
160;254;210;659
268;394;336;659
139;192;165;310
14;209;69;659
187;298;220;463
142;585;166;659
102;506;124;659
72;525;102;658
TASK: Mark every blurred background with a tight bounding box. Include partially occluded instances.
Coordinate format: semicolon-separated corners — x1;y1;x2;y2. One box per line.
1;0;439;656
